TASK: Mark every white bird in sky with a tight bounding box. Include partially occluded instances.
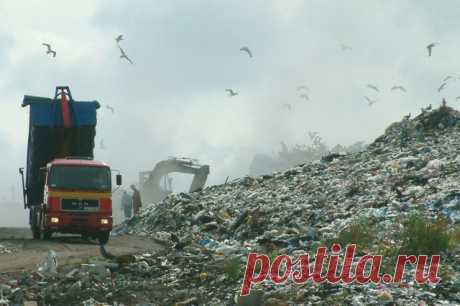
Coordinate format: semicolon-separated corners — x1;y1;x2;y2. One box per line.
225;89;238;97
442;75;460;83
299;94;309;101
367;84;379;92
364;96;377;106
42;43;56;57
426;42;437;57
391;85;407;92
105;105;115;114
118;46;133;64
115;34;123;43
296;85;309;91
438;82;447;92
240;46;253;58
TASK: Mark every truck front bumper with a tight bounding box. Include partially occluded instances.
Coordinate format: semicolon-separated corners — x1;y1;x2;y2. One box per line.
45;213;112;233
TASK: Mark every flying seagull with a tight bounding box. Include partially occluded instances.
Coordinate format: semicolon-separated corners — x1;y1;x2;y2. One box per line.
118;46;133;64
281;103;292;111
299;94;309;101
341;44;352;51
225;89;238;97
115;34;123;43
240;46;253;58
391;85;407;92
443;75;455;82
367;84;379;92
438;82;447;92
426;43;437;56
364;96;376;106
105;105;115;114
42;43;56;57
296;85;309;91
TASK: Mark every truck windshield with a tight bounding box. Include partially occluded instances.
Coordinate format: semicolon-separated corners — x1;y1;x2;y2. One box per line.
48;165;111;192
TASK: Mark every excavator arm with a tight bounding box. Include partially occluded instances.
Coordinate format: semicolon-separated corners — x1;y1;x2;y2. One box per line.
139;157;210;204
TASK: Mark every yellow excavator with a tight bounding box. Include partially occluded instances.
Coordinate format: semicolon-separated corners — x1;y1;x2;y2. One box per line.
139;157;210;204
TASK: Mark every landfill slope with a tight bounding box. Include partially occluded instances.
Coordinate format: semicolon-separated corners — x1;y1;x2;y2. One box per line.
125;105;459;305
0;106;459;306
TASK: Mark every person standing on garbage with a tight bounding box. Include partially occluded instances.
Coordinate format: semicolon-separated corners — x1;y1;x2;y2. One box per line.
131;184;142;215
121;190;132;219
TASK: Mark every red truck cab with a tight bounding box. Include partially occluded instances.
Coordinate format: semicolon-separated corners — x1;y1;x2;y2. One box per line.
37;157;116;243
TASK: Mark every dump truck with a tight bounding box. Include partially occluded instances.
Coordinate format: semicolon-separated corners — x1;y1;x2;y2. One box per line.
19;86;121;244
139;157;210;204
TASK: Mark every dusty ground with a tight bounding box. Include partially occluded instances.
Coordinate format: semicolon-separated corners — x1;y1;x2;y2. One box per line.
0;227;160;272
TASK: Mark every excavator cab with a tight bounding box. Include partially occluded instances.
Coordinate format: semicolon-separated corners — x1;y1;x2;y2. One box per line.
139;157;210;204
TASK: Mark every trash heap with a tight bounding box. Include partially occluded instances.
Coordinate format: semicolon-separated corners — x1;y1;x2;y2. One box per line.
0;105;459;306
124;105;460;305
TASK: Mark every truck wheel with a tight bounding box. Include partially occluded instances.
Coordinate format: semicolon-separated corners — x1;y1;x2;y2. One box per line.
32;226;41;240
43;230;52;240
98;232;110;245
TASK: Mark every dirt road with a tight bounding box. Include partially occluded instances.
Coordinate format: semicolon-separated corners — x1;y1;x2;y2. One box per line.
0;227;160;272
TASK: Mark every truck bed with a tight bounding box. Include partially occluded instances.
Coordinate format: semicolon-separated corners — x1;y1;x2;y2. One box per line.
22;94;100;207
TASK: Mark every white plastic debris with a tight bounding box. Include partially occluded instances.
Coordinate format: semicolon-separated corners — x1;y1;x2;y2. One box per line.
37;250;58;274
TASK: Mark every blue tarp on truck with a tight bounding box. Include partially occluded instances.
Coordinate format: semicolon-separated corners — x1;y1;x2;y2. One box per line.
22;89;100;208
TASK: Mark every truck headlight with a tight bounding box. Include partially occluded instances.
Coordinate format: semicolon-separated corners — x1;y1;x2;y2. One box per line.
100;218;109;225
50;217;59;224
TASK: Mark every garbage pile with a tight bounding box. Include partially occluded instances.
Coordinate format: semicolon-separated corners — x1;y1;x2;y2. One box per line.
0;105;459;305
123;105;460;305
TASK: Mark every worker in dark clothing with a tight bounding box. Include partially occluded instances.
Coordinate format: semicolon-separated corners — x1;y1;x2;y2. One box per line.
121;190;132;219
131;184;142;215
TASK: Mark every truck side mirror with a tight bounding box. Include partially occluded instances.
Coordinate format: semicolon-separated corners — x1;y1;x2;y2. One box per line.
116;174;122;186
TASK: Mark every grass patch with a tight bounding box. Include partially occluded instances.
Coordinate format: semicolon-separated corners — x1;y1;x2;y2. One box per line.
223;257;243;284
327;217;376;252
400;213;451;255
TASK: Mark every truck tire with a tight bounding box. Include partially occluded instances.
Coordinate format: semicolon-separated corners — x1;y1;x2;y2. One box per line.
32;226;41;240
98;232;110;245
43;230;52;240
30;207;41;239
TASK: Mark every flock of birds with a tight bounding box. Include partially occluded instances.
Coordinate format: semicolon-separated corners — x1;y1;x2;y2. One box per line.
222;41;455;112
39;37;460;126
41;34;134;63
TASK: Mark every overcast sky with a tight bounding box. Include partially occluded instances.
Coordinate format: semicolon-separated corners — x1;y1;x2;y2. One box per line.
0;1;459;225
